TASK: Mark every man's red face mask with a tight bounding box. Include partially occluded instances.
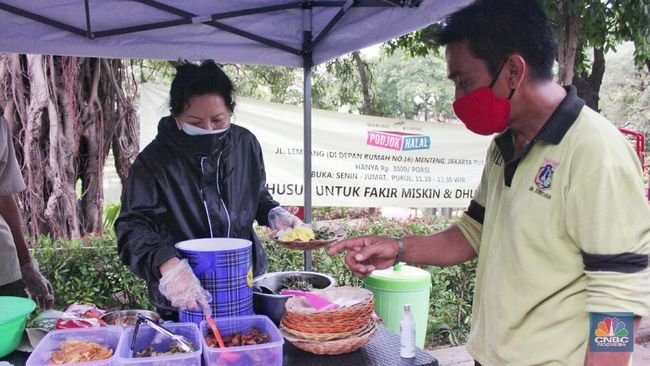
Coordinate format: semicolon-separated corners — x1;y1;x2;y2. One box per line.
452;61;515;136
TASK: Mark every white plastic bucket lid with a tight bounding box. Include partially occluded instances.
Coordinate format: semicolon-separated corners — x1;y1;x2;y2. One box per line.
175;238;251;252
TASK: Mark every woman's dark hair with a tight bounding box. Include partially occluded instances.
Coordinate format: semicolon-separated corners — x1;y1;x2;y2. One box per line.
436;0;557;82
169;60;236;116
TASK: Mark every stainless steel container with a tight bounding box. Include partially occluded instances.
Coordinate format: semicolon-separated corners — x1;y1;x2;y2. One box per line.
253;271;336;324
101;309;161;327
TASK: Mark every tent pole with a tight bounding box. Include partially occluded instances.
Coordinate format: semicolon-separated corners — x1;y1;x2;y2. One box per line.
302;6;313;272
303;64;313;272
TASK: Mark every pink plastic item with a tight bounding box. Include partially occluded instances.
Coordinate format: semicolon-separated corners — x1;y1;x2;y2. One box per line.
280;290;340;310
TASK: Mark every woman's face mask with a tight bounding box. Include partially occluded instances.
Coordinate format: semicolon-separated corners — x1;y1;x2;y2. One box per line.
181;123;228;136
452;61;515;136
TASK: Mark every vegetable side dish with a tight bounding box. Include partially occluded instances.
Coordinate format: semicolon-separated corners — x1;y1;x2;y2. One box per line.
280;276;313;292
135;341;195;357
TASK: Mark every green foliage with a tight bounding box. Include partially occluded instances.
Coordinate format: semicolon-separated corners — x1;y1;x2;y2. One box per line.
103;203;121;234
311;54;371;113
130;59;176;84
223;64;303;105
31;234;151;311
384;24;443;58
389;2;649;79
127;46;454;122
600;42;650;137
372;49;455;121
312;207;378;220
258;214;476;348
428;262;476;346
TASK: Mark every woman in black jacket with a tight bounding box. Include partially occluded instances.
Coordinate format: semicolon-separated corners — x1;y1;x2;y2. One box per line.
115;61;301;320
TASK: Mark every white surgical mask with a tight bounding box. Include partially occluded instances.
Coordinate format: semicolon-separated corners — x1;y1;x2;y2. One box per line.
181;123;229;136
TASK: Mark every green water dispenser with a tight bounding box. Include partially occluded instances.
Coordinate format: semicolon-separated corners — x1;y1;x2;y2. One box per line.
363;263;432;348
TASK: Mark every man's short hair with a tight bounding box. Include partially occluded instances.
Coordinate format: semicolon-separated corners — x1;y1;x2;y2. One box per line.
436;0;557;82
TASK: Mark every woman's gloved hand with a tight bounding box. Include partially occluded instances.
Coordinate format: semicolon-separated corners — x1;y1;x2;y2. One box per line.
268;206;302;231
159;258;212;314
20;259;55;309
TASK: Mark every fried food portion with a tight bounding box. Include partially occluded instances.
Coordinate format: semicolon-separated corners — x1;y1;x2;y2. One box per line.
280;227;315;242
206;327;270;348
49;340;113;364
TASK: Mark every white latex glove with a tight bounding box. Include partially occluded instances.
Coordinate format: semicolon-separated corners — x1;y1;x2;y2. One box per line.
268;206;303;230
159;259;212;314
20;259;55;309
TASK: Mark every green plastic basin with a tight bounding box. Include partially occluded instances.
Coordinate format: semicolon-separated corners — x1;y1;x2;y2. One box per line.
0;296;36;358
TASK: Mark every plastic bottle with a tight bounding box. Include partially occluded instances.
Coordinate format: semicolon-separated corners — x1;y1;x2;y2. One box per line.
400;303;416;358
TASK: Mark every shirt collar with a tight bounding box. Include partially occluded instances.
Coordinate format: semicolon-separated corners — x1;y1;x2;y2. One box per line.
531;85;584;144
495;85;585;159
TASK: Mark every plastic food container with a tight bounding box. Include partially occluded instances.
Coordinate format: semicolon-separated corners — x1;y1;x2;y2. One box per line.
115;322;201;365
201;315;283;366
0;296;36;358
26;326;122;366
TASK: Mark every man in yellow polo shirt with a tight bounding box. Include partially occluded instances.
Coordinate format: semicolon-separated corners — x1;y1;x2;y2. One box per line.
328;0;650;364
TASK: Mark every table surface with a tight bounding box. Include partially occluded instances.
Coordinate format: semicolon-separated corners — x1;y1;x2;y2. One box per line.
1;326;438;366
283;325;437;366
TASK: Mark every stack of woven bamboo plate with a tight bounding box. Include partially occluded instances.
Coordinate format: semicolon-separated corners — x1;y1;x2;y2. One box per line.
280;286;377;355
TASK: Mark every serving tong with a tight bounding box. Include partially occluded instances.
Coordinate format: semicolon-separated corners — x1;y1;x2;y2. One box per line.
130;314;194;357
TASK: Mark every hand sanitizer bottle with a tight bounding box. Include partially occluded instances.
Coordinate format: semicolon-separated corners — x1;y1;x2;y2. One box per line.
400;303;416;358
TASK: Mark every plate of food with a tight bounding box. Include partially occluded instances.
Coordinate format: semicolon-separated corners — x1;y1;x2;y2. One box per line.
274;222;346;250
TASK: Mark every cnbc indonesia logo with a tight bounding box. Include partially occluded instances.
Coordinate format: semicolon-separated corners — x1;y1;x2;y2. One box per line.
367;130;430;151
594;316;630;347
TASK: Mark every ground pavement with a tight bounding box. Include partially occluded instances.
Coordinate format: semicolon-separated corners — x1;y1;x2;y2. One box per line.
427;317;650;365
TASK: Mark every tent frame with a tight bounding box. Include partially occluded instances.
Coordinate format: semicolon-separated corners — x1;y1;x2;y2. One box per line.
0;0;425;270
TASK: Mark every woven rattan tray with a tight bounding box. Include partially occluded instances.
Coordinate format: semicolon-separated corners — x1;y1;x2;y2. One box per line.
281;318;375;341
285;287;374;314
282;302;374;333
281;320;377;355
282;286;375;334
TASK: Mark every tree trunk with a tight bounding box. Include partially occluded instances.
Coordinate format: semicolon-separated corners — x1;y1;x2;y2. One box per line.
572;47;605;111
0;54;138;239
556;0;580;85
104;60;140;189
351;51;378;215
352;51;375;116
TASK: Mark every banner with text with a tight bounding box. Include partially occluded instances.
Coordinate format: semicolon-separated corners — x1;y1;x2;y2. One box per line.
139;84;492;208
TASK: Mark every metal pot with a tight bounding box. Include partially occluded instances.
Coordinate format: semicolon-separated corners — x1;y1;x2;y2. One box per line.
101;309;161;327
253;271;336;324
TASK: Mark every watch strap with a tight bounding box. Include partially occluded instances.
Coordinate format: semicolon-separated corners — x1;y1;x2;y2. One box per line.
393;237;405;266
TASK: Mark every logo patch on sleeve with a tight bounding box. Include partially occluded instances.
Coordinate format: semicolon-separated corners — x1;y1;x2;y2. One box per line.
589;312;634;352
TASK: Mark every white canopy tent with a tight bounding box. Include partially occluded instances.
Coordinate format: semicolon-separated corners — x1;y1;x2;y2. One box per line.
0;0;472;269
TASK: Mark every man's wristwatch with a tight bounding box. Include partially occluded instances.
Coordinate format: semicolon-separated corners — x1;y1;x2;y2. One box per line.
393;237;405;265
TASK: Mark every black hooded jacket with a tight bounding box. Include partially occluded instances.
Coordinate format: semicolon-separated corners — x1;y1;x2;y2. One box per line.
115;116;278;313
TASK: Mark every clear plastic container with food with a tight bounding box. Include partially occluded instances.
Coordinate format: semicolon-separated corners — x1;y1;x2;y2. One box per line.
201;315;283;366
26;326;122;366
115;322;201;365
